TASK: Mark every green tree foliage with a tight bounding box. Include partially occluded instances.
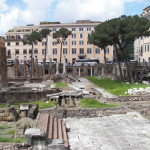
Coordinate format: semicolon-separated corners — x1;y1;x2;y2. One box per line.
23;31;41;59
40;29;51;60
88;15;150;83
53;28;72;63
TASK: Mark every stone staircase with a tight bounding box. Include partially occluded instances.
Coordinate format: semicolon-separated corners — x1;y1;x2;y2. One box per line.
36;113;69;149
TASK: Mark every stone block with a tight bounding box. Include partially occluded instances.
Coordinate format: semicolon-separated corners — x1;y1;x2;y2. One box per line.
20;104;29;111
51;84;56;89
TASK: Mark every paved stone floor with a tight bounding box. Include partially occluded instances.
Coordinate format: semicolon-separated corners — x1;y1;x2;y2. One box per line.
64;112;150;150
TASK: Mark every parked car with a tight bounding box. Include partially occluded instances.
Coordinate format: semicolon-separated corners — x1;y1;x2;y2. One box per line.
7;59;14;66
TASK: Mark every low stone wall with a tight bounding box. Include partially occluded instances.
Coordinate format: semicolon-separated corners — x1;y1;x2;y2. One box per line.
0;88;61;103
39;107;128;118
108;95;150;102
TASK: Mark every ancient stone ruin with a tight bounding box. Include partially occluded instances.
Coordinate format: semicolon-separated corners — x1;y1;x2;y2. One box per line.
0;39;7;88
0;103;38;121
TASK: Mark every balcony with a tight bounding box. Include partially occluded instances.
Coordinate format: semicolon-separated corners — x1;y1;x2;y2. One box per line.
78;53;86;58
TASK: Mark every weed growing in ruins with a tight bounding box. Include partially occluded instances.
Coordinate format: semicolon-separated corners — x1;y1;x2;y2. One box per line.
0;103;7;108
0;125;11;130
0;137;25;143
54;82;68;88
87;76;148;96
6;130;15;135
79;99;118;108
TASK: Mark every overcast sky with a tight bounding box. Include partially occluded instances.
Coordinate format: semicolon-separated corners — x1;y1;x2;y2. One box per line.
0;0;149;35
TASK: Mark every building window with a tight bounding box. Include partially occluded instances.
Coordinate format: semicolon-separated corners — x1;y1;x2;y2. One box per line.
63;48;67;54
53;28;56;32
53;49;57;55
35;56;37;59
42;42;46;46
16;49;19;54
145;45;147;51
88;33;91;37
7;35;10;39
72;48;76;54
34;49;38;54
7;50;11;57
96;48;100;54
141;46;143;53
24;56;26;58
53;41;57;45
23;35;27;39
16;35;21;39
79;41;84;45
72;28;76;31
16;42;19;46
72;41;76;45
79;28;83;31
106;48;109;53
23;49;27;54
87;41;91;45
29;50;32;54
72;34;76;38
80;34;83;38
34;42;38;45
42;49;46;55
87;27;91;31
63;41;67;45
87;48;91;54
7;42;10;46
80;48;84;54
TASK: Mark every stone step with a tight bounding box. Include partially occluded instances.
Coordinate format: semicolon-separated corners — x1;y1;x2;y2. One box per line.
37;113;69;149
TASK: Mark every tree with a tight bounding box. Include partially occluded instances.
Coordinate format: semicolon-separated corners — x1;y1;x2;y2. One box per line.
88;15;150;83
22;31;41;77
23;31;42;59
40;29;51;61
53;28;72;63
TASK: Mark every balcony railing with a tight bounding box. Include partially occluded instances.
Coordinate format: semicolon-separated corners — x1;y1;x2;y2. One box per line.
78;53;86;58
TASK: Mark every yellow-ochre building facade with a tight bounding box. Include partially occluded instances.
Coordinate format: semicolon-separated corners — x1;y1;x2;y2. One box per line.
5;20;114;63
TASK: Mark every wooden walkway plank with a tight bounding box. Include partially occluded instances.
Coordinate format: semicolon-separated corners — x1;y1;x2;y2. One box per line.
47;115;53;140
62;122;69;148
58;119;63;139
53;118;58;139
42;114;49;133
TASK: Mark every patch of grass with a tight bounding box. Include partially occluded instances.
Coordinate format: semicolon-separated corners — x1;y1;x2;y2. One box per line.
0;104;7;108
6;130;15;135
54;82;68;88
87;76;149;96
0;125;11;130
79;99;118;108
0;137;25;143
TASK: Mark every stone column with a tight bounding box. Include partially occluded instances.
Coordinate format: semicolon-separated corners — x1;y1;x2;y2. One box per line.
63;56;66;75
102;68;104;77
35;59;38;78
42;59;45;76
0;39;8;87
48;58;52;75
61;97;65;107
15;59;19;78
56;63;59;75
91;67;93;76
23;61;27;79
31;58;35;78
79;68;81;77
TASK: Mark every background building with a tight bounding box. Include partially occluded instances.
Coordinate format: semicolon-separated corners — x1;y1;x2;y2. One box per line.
134;6;150;65
5;20;113;64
